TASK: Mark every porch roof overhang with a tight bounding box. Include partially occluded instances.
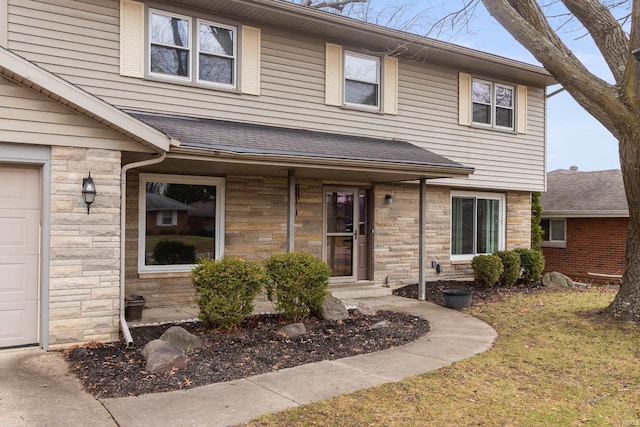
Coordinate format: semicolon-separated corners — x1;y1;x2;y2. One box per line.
127;111;474;183
0;48;172;153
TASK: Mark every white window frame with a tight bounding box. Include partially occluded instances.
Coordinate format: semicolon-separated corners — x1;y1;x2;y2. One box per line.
156;210;177;226
450;191;505;262
148;9;193;83
138;173;225;273
541;218;567;248
148;8;238;90
343;51;381;110
196;19;237;89
471;78;515;131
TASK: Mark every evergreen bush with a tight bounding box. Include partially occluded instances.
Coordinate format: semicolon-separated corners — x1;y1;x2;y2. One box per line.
264;252;331;322
472;254;504;288
495;250;521;286
153;239;196;265
514;248;545;282
191;256;266;331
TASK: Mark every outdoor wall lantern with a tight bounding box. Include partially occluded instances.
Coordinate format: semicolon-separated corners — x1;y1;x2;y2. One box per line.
82;172;97;214
385;194;394;205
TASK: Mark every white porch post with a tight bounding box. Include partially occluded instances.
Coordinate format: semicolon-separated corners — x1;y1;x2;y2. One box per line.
418;178;426;301
287;170;295;252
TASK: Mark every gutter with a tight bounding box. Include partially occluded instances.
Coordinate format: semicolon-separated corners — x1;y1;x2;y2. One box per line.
120;151;167;348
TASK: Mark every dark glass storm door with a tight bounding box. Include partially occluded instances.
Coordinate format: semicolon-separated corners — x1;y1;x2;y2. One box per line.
324;188;370;282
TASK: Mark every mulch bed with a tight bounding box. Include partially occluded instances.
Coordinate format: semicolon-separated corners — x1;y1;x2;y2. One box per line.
393;279;547;306
65;310;429;399
64;280;552;399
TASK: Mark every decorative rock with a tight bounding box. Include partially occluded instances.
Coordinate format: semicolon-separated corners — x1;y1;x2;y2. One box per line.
542;272;575;289
160;326;203;352
356;303;377;316
277;323;307;338
318;295;349;321
142;339;187;374
372;320;390;330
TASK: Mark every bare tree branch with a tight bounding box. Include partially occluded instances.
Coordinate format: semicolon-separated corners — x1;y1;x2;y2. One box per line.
562;0;629;82
307;0;367;12
481;0;630;137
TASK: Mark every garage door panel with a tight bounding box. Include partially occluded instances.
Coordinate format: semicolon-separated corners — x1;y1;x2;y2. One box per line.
0;167;40;209
0;300;38;347
0;256;38;300
0;165;40;348
0;210;39;256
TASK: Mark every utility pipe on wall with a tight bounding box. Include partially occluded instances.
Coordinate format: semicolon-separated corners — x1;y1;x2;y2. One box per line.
119;152;166;348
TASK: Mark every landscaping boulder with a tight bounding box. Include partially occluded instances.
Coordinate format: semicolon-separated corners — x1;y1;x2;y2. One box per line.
372;320;390;329
356;303;377;316
142;339;187;374
277;323;306;338
159;326;203;352
542;272;575;289
317;295;349;321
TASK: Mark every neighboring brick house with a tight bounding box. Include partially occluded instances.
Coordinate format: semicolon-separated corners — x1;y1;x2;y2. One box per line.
540;168;628;283
0;0;556;349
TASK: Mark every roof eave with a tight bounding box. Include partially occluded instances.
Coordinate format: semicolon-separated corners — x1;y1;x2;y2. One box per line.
542;210;629;218
169;146;475;180
0;47;171;152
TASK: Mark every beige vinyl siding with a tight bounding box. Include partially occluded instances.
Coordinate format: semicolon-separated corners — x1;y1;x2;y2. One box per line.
1;0;7;47
6;0;546;192
0;77;148;151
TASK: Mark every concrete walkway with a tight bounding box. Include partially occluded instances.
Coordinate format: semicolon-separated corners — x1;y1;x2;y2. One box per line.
0;296;497;427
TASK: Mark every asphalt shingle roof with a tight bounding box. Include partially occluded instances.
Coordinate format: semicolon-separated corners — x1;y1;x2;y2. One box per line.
541;169;628;215
128;111;470;171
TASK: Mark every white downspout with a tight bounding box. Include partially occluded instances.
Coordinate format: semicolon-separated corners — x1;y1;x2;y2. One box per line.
120;152;166;348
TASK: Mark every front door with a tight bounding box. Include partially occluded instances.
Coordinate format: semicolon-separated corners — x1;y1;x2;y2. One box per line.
324;187;370;282
0;165;40;348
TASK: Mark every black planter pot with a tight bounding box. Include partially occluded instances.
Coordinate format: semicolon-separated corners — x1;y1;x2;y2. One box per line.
125;295;145;322
443;289;473;309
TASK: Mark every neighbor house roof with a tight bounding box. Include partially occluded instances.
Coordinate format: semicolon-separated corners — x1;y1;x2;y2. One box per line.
128;111;475;182
145;193;195;212
169;0;557;87
541;169;628;217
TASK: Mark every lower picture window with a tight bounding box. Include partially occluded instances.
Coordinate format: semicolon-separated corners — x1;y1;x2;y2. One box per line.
139;174;225;272
451;193;504;258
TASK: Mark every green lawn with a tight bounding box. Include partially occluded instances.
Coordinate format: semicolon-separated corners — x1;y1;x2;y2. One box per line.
244;289;640;426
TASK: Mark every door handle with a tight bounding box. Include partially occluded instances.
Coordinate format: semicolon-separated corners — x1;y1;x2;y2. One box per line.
354;229;358;241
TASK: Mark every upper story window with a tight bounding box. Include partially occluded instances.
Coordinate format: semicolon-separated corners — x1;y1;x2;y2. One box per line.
541;218;566;247
149;9;237;89
344;52;380;108
472;79;514;130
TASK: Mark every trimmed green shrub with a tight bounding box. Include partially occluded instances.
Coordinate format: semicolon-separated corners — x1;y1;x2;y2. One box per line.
264;252;331;322
514;248;545;282
191;256;267;331
531;192;544;249
472;254;504;288
495;250;521;286
153;239;196;265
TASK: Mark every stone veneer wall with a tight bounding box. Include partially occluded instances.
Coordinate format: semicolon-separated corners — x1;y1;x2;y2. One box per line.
506;191;532;250
48;147;121;348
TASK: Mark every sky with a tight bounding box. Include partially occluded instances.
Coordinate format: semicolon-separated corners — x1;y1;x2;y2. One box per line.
439;4;622;172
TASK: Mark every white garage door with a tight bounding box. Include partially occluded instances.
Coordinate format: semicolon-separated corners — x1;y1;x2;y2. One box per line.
0;165;40;348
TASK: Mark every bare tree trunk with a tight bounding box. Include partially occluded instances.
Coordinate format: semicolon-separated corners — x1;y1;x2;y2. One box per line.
608;130;640;321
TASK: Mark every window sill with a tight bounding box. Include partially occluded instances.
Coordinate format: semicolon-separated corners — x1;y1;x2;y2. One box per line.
340;104;384;115
146;75;241;94
450;259;472;265
138;271;192;279
540;241;567;249
468;123;517;134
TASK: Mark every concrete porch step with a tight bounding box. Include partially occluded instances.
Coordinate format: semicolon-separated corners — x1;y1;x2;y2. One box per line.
330;284;393;299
